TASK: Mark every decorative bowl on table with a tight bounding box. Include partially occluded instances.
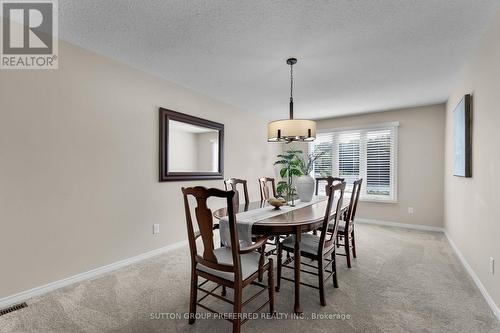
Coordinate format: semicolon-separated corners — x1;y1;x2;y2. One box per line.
268;197;286;210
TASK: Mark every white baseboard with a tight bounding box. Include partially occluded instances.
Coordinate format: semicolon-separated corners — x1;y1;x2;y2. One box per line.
0;240;187;309
444;232;500;321
356;218;499;321
356;218;444;232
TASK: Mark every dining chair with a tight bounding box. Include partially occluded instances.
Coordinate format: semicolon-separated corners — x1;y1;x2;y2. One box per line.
276;182;346;306
224;178;250;207
315;177;345;196
259;177;286;255
182;186;274;333
223;179;256;292
258;177;277;201
331;178;362;268
311;177;345;236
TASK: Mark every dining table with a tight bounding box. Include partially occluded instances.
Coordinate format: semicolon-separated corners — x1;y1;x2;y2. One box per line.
213;196;349;314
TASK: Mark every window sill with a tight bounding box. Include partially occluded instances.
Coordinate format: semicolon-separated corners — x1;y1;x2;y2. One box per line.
360;197;398;204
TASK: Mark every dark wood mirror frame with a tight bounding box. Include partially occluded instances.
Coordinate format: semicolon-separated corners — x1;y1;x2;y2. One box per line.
159;108;224;182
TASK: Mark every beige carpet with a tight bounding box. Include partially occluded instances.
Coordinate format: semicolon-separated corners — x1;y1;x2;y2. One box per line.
1;224;499;333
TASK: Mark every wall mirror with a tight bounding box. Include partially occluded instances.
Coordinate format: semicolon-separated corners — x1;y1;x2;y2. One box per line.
159;108;224;181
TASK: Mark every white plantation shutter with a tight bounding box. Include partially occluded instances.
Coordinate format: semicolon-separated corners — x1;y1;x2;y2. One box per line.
335;132;361;190
311;123;398;201
366;128;394;197
313;133;334;177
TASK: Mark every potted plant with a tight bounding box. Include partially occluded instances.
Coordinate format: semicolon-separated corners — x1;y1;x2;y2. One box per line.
296;148;325;202
274;150;303;206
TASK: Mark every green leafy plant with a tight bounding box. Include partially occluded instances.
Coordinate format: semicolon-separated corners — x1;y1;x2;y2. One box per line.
274;150;303;202
297;148;326;176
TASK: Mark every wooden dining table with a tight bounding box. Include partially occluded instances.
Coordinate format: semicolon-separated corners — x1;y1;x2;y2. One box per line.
213;197;349;314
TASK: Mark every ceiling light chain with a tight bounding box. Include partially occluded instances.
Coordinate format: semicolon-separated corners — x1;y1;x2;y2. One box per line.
290;61;294;119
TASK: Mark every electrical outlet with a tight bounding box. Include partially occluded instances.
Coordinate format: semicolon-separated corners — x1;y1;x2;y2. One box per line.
490;257;495;275
153;224;160;235
408;207;414;215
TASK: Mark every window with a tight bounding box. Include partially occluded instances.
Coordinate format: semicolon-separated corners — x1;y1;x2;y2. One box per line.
311;123;398;202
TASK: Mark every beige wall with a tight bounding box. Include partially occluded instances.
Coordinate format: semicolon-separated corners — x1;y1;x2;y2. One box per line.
0;41;279;299
317;105;445;227
196;131;219;172
445;11;500;312
169;130;198;172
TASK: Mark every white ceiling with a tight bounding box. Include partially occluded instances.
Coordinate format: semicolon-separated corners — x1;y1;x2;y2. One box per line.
59;0;500;120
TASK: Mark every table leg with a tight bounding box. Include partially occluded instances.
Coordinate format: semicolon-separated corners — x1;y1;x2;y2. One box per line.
294;227;303;313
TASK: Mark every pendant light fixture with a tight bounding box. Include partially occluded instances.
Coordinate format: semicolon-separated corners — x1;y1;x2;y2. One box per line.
267;58;316;142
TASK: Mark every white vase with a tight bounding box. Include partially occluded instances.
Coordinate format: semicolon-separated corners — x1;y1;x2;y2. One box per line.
296;175;315;202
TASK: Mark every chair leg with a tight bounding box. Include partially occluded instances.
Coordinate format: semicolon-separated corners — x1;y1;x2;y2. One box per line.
276;242;282;292
267;258;275;314
258;244;265;282
332;250;339;288
189;270;197;324
318;257;326;306
220;237;228;296
233;285;242;333
351;229;357;258
344;232;351;268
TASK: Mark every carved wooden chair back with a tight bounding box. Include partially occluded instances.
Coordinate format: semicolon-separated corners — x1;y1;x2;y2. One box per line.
181;186;241;279
258;177;277;201
224;178;249;207
345;178;363;224
318;182;346;255
315;177;345;196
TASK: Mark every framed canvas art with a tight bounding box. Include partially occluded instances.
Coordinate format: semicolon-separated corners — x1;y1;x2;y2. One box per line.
453;94;472;177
